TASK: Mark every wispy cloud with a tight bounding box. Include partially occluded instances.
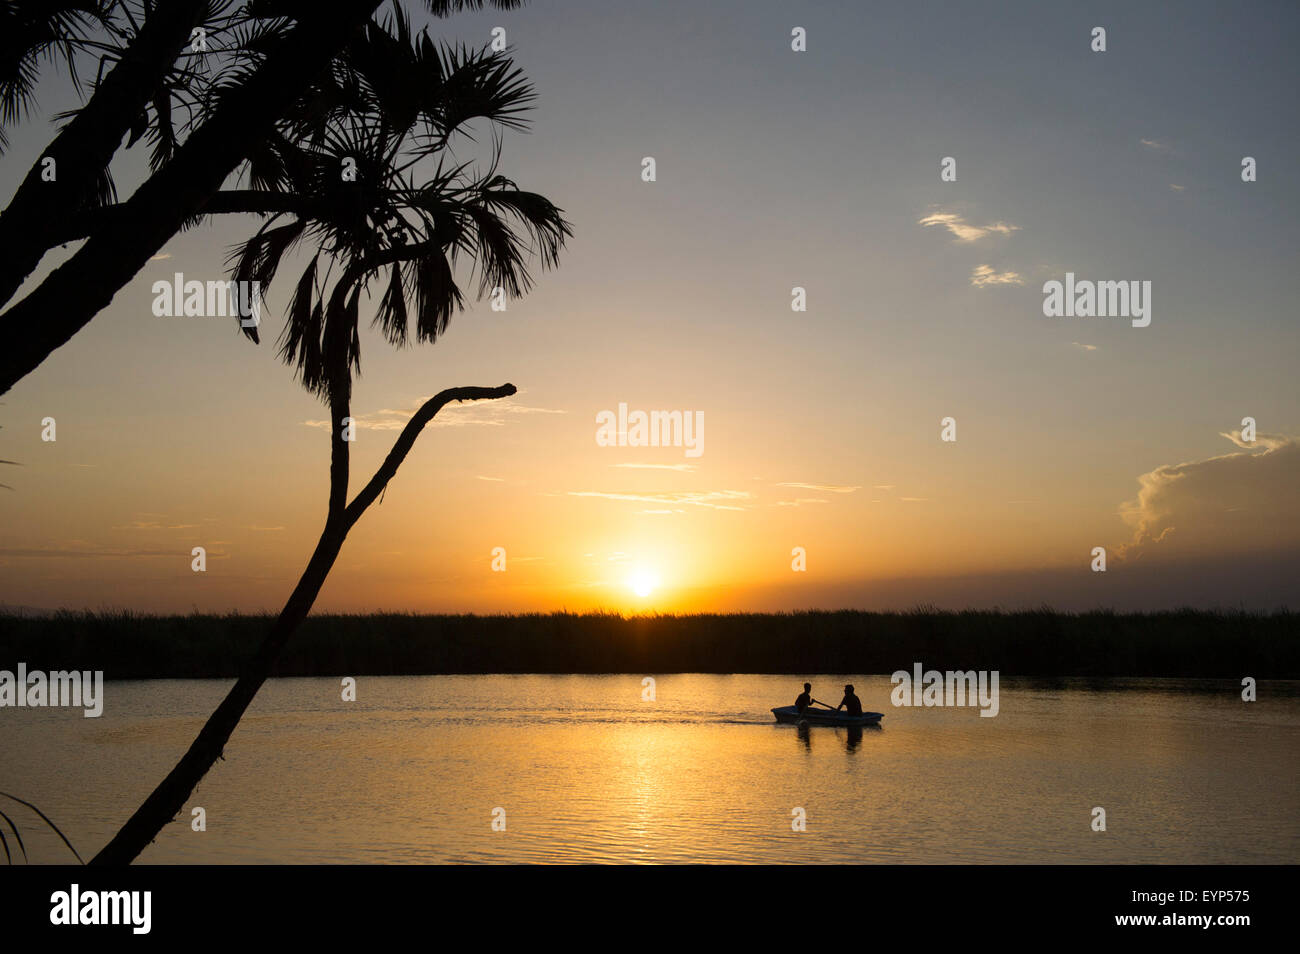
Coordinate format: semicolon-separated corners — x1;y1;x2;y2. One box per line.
568;490;752;511
970;264;1024;287
476;475;505;482
1220;430;1291;452
1139;138;1167;150
919;211;1020;243
113;519;198;530
302;410;417;432
775;482;860;494
1071;342;1098;352
304;398;566;431
1169;183;1185;192
613;463;697;472
0;543;204;558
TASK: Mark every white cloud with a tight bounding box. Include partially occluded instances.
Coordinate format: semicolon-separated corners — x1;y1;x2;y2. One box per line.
919;211;1021;243
970;264;1024;287
1117;432;1300;559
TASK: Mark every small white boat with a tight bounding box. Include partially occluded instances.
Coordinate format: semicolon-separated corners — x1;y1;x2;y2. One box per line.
771;705;883;727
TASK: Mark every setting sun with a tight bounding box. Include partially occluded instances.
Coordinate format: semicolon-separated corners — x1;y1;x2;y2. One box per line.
628;568;660;598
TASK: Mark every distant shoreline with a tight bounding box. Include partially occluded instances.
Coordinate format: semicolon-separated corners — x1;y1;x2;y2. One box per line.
1;609;1296;680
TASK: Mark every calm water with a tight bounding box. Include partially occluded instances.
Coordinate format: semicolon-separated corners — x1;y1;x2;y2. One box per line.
2;675;1298;864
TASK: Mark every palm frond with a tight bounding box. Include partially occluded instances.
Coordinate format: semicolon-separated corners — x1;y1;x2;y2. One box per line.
372;263;409;346
412;250;463;343
461;202;529;298
475;180;572;270
425;0;527;16
81;162;116;210
424;43;535;142
277;254;320;364
226;1;568;403
0;808;26;863
229;218;305;304
0;791;83;864
0;1;113;150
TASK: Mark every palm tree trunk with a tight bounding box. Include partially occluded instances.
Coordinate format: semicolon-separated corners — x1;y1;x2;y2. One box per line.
0;0;385;397
89;382;516;865
89;517;349;865
0;0;210;310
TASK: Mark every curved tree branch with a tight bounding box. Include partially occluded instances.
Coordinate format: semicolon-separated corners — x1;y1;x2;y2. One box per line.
345;382;516;527
90;376;520;865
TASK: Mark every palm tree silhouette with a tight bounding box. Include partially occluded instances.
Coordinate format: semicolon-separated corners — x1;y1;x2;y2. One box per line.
90;7;569;864
0;0;527;395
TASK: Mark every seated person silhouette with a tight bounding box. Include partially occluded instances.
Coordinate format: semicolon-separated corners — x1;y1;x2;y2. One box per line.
837;684;863;717
795;682;815;713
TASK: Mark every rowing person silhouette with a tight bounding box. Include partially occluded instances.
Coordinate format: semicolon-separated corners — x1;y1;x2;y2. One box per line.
836;684;863;717
794;682;834;714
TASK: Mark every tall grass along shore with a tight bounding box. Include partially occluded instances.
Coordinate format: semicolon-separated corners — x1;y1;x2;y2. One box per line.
1;609;1295;679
